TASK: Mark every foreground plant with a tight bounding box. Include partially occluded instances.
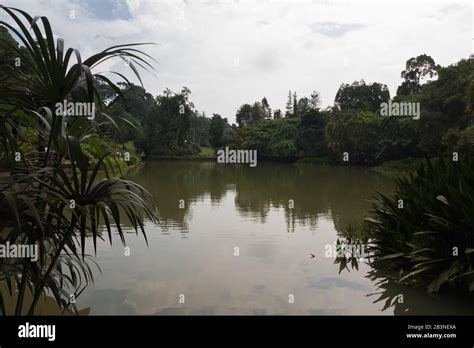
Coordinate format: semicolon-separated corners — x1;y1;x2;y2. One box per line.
0;6;158;314
359;156;474;293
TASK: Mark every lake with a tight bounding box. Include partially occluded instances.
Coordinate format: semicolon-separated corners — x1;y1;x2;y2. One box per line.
79;161;474;315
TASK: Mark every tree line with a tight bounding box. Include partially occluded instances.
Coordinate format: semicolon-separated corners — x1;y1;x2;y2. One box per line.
104;53;472;164
227;54;473;164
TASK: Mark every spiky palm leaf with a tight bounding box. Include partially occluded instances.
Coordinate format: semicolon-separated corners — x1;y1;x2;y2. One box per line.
361;156;474;292
0;7;159;315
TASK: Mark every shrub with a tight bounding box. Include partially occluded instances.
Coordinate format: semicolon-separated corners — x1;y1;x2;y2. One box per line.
360;156;474;292
270;140;298;158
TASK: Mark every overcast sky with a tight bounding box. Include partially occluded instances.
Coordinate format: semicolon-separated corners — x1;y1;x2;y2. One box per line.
2;0;472;123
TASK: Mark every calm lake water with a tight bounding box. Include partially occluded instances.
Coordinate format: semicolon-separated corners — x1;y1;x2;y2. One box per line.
79;161;474;315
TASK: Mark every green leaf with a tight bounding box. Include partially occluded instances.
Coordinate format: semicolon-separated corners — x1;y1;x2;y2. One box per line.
378;252;404;261
399;266;432;283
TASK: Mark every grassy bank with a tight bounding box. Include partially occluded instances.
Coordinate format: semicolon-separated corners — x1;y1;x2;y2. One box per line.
373;157;426;177
142;152;430;175
199;147;215;158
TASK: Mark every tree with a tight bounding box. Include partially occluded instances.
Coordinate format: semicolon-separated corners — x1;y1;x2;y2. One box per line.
104;83;156;146
326;110;383;164
262;97;272;119
250;102;266;124
236;103;253;128
285;90;293;117
297;97;311;116
236;102;266;128
335;80;390;112
227;118;299;158
298;110;327;157
271;139;298;158
415;58;473;155
0;26;25;75
273;109;282;119
136;87;198;156
309;90;321;111
292;91;298;118
189;112;212;147
209;113;225;148
397;54;439;96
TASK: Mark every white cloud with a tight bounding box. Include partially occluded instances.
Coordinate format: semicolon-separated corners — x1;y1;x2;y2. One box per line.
2;0;472;122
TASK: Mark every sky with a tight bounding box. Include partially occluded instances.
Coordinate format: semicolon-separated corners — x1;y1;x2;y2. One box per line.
2;0;473;123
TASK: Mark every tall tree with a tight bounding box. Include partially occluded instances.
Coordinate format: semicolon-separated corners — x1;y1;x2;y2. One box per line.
309;90;321;111
297;97;311;116
262;97;272;119
298;110;327;157
285;90;293;117
397;54;439;96
236;103;253;128
236;102;266;127
135;87;196;156
190;112;212;147
292;91;298;118
209;113;225;148
251;102;266;124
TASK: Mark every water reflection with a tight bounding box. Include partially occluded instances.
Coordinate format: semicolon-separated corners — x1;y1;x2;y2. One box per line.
335;252;474;315
126;161;394;234
76;161;474;315
366;268;474;315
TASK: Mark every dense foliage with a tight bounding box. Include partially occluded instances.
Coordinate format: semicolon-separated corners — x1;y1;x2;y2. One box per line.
359;156;474;293
226;56;473;165
0;6;157;314
69;52;472;165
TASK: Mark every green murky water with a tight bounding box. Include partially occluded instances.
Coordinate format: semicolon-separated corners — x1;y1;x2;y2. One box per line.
78;161;474;315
